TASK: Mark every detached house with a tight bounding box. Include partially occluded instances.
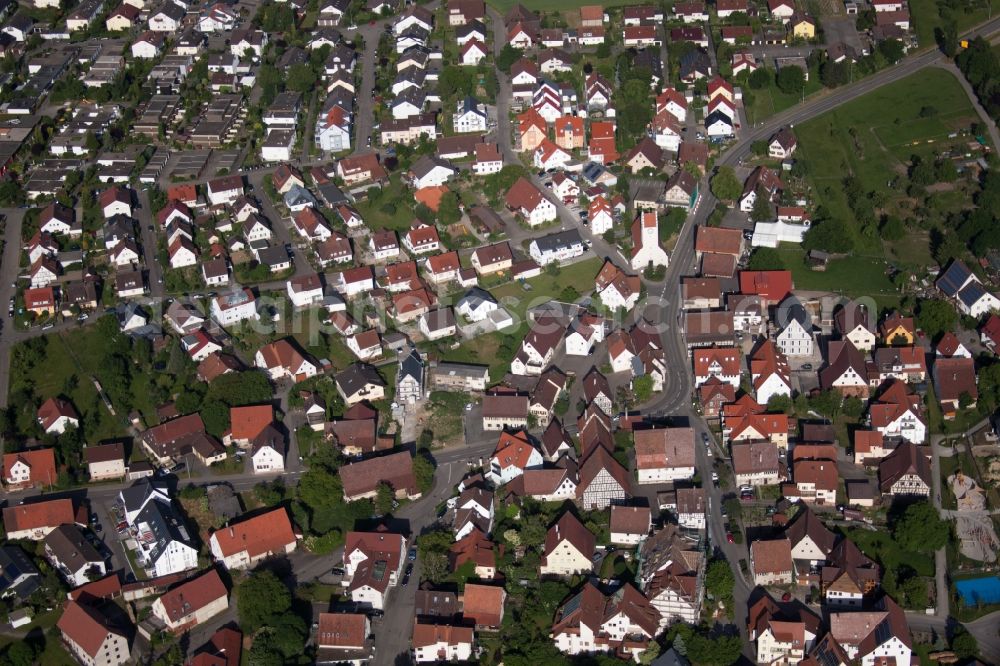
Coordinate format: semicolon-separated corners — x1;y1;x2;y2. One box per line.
878;442;931;497
487;430;542;483
540;512;595;576
634;427;696;484
209;508;297;570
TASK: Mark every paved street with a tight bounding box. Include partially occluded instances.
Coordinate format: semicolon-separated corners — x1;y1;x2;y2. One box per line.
1;9;999;663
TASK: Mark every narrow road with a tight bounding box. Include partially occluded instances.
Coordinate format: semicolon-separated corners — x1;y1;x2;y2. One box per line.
136;189;165;298
0;208;25;411
351;22;384;154
934;60;1000;152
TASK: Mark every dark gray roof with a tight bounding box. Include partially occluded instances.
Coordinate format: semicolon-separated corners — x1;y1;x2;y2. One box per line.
775;294;809;329
937;259;974;297
135;495;193;566
532;229;583;254
258;245;290;267
0;545;40;600
336;363;386;396
399;348;423;382
120;479;168;516
44;524;104;573
459;286;497;311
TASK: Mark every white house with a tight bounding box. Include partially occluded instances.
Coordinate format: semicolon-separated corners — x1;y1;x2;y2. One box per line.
776;297;814;356
630;212;669;271
252;439;285;475
211;289;259;327
453;97;488;133
506;177;557;226
529;229;585;266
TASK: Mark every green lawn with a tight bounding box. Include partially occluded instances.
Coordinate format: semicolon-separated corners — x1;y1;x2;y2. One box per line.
356;177;421;233
796;68;976;244
11;332;127;442
847;527;936;578
491;256;603;322
744;75;825;125
911;0;992;48
486;0;633;12
774;248;899;304
443;324;527;382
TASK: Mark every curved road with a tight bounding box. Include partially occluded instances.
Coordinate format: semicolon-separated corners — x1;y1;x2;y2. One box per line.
647;16;1000;418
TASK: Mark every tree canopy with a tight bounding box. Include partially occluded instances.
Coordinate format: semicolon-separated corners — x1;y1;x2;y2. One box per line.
710;166;741;201
236;570;291;633
891;501;950;554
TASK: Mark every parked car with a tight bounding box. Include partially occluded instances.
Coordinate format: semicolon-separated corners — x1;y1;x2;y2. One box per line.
726;532;734;544
408;548;417;562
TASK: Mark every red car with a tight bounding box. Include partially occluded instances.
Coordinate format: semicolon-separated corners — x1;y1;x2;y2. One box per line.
726;532;734;544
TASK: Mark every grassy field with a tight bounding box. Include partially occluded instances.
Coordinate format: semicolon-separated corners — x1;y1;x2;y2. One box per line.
491;256;603;321
355;177;420;233
910;0;992;48
796;68;976;241
744;76;825;125
774;248;899;303
848;527;936;578
14;332;129;442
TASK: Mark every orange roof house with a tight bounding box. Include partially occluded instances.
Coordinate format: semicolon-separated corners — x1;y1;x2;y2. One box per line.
414;185;449;212
228;405;274;444
209;507;297;569
2;448;57;489
553;115;585;150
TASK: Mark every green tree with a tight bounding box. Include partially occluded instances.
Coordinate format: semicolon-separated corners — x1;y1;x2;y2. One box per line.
286;64;318;93
842;395;864;419
438;66;475;97
900;575;928;609
254;480;285;506
747;247;784;270
951;627;979;660
776;65;805;94
880;216;905;241
704;559;735;603
916;299;957;339
878;38;905;64
686;632;742;665
375;482;394;515
497;45;523;73
748;67;772;89
892;501;949;554
766;394;793;414
437;191;461;225
413;452;435;493
750;186;772;223
237;570;291;633
632;375;654;403
710;166;741;202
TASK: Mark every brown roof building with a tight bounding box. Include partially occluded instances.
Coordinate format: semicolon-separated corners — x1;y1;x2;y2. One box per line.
339;451;419;501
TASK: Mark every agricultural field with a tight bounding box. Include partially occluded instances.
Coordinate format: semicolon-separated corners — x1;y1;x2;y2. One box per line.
786;68;980;289
910;0;992;49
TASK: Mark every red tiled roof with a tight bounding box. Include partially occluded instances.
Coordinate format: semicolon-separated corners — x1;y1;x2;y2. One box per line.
2;448;56;486
156;569;227;623
739;270;793;303
210;507;295;558
229;405;273;441
462;583;505;627
340;451;417;499
751;538;793;575
3;498;76;533
57;601;121;658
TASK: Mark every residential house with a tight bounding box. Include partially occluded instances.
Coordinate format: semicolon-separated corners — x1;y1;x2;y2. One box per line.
208;507;297;570
634;427;696;484
750;538;794;585
878;442;931;497
540;512;595;576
